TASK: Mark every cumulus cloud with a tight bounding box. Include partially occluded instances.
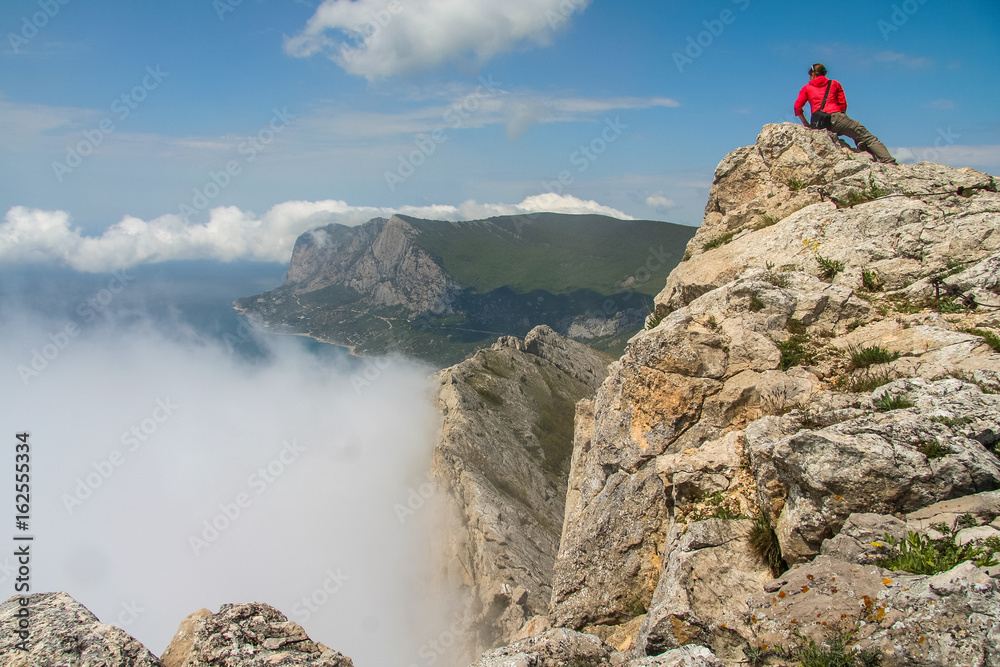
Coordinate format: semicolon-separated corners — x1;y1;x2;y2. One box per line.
645;195;677;211
1;195;634;272
893;144;1000;169
0;310;452;664
285;0;593;79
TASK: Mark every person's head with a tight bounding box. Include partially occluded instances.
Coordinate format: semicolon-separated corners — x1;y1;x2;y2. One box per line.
809;63;827;79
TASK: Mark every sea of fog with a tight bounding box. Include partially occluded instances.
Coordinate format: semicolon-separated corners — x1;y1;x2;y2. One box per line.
0;261;455;666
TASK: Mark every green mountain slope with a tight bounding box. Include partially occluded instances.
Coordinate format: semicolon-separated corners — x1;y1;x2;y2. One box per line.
404;213;692;296
237;212;697;366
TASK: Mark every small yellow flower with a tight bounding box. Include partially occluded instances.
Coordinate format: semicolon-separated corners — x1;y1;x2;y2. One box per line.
871;541;883;547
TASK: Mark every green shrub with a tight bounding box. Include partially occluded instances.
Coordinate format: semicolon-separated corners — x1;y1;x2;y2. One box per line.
933;297;964;313
874;393;914;412
861;268;882;291
846;318;865;332
850;345;900;368
961;327;1000;352
875;529;999;575
917;440;951;459
816;255;845;280
777;334;812;371
703;231;735;251
761;271;789;288
646;310;664;330
788;177;806;191
749;295;766;312
749;512;786;577
837;368;895;393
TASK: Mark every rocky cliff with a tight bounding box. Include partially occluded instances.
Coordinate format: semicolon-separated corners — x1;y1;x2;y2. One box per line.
468;123;1000;665
430;325;611;658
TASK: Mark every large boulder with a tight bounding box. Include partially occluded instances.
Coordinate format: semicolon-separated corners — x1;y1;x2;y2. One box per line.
469;628;615;667
0;592;161;667
747;378;1000;563
160;602;353;667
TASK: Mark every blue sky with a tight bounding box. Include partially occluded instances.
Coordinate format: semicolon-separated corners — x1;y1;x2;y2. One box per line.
1;0;998;271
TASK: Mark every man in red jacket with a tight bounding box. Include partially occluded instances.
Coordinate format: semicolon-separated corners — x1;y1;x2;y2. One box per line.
795;63;897;164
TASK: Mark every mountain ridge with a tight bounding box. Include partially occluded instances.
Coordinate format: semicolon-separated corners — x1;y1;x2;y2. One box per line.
236;212;694;365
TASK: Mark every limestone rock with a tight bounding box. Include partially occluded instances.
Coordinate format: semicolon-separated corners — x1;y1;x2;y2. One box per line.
469;628;615;667
432;325;610;653
741;556;1000;667
635;519;772;661
747;378;1000;563
658;123;998;313
625;645;723;667
0;592;161;667
160;602;353;666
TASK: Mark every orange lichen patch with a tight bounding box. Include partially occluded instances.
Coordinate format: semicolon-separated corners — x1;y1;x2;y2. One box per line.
790;618;797;624
831;576;836;581
919;636;926;644
876;608;886;621
778;591;787;599
801;585;811;593
834;494;842;500
831;586;838;593
882;578;893;586
806;574;815;581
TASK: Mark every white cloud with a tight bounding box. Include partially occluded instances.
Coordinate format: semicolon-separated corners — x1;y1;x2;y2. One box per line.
0;194;634;272
0;313;449;665
285;0;593;79
893;144;1000;169
645;195;676;211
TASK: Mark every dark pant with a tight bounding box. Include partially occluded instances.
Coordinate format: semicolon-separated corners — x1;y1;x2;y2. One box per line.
829;112;896;163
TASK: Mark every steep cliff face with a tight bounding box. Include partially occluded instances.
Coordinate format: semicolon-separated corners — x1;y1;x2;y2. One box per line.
540;123;1000;664
285;215;462;314
431;325;610;658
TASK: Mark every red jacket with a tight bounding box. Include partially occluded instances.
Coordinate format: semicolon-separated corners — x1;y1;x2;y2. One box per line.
794;76;847;116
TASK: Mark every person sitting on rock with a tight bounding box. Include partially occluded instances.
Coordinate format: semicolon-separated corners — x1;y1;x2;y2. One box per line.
795;63;897;164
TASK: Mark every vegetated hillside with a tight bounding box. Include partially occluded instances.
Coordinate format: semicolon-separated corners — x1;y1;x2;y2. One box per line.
235;212;695;366
403;213;687;297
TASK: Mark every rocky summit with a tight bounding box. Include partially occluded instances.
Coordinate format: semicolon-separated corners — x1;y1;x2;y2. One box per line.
8;123;999;667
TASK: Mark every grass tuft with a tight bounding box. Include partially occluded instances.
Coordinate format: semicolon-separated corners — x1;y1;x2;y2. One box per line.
961;327;1000;353
873;393;914;411
861;268;882;291
850;345;900;369
917;440;951;459
874;529;999;575
754;214;780;230
816;255;845;280
787;177;806;191
703;231;736;251
776;334;812;371
749;512;786;577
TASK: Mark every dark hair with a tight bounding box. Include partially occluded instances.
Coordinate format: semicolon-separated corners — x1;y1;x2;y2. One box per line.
809;63;827;76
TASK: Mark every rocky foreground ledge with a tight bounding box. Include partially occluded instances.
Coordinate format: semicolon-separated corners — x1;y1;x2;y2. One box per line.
0;593;354;666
